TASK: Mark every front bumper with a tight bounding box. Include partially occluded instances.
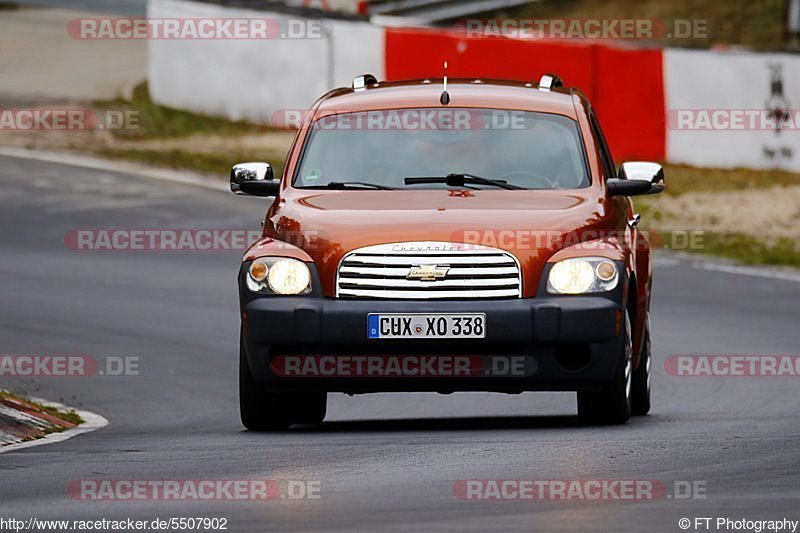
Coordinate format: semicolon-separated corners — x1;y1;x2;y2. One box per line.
241;295;624;393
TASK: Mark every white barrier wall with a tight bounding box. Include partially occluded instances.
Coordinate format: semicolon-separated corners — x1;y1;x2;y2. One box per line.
284;0;364;15
664;48;800;172
147;0;383;124
148;1;800;174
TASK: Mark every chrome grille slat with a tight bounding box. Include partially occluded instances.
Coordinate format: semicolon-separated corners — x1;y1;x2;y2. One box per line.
340;288;521;299
339;266;520;277
343;255;515;266
336;242;522;300
353;251;507;256
340;277;519;288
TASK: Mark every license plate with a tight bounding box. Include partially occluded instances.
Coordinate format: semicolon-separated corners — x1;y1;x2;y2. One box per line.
367;313;486;339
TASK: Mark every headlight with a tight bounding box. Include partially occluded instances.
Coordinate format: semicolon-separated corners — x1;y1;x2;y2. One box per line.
268;259;311;294
547;257;619;294
246;258;311;295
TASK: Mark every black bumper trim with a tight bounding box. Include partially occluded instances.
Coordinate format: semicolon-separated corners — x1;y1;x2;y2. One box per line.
243;296;619;345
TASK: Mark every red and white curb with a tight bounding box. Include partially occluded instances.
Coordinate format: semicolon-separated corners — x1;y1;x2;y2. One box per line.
0;394;108;454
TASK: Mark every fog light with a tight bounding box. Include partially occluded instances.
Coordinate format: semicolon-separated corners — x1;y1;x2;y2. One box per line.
249;261;268;282
596;260;616;281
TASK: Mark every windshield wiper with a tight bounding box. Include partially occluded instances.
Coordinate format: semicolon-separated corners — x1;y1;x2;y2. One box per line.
404;173;524;190
322;181;397;190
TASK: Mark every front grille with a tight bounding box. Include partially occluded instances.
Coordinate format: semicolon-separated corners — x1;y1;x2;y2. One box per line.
336;242;522;299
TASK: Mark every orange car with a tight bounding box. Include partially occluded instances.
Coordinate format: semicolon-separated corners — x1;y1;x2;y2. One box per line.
232;73;665;429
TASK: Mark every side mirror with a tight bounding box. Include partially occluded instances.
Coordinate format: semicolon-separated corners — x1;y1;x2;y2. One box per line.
607;162;665;196
230;162;280;197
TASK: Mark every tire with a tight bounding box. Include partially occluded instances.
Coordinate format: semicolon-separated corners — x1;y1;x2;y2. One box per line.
577;309;632;425
631;312;652;416
290;392;327;424
239;337;327;431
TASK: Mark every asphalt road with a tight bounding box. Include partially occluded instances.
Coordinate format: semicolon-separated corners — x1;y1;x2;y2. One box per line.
1;153;800;532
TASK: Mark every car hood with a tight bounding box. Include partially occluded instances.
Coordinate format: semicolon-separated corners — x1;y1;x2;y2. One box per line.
266;189;622;297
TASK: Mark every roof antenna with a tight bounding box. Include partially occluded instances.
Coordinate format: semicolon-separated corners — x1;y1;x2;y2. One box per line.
440;61;450;105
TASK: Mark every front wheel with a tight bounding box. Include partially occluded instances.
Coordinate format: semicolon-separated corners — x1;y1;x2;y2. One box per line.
577;309;632;425
239;337;326;431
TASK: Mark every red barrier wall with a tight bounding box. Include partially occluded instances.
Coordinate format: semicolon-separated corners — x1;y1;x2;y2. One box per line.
385;28;665;161
591;45;664;161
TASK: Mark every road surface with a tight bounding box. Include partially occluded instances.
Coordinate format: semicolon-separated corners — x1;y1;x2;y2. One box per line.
1;153;799;531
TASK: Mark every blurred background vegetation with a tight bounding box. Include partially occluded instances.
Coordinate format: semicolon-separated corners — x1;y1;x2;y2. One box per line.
480;0;789;50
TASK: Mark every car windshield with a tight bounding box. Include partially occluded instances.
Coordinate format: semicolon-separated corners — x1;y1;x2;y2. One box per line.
293;108;589;190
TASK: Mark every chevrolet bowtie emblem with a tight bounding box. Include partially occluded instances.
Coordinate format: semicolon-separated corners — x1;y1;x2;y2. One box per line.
407;264;450;281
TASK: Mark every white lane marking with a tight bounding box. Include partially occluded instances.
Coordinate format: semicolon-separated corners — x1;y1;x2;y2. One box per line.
691;260;800;283
0;193;170;213
0;399;108;454
655;252;800;282
652;257;680;267
44;197;169;214
0;146;227;192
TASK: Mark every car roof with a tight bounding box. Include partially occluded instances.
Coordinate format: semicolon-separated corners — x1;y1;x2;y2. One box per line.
313;78;580;119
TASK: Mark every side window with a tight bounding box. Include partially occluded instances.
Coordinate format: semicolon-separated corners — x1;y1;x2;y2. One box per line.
589;110;616;180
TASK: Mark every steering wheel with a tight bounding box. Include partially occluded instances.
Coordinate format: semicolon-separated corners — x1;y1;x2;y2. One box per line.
497;170;560;189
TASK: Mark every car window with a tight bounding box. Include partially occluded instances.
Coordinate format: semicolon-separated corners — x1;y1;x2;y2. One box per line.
294;108;590;190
